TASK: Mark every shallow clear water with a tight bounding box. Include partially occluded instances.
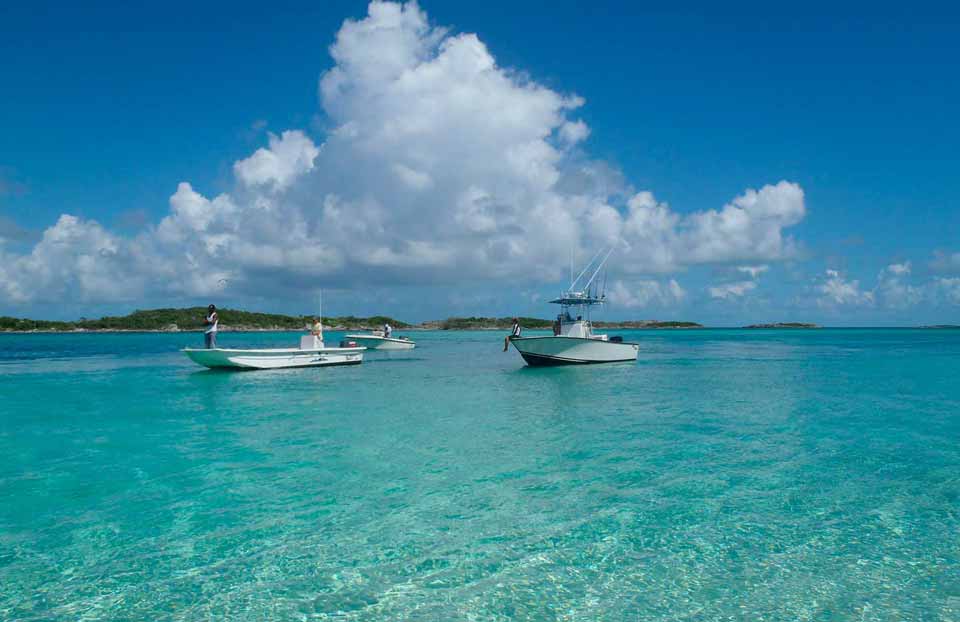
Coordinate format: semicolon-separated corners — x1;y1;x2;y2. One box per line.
1;329;959;620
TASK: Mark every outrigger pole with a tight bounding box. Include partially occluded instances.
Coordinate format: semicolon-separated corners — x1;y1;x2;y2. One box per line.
582;247;615;294
569;247;606;291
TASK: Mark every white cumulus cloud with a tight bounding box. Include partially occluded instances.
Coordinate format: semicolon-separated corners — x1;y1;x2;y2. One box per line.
709;280;758;300
708;264;767;301
0;1;811;308
875;262;922;309
737;265;769;278
608;279;686;308
620;182;805;274
234;130;320;190
931;250;960;274
0;215;152;304
885;261;911;276
817;269;874;307
559;120;590;145
935;277;960;305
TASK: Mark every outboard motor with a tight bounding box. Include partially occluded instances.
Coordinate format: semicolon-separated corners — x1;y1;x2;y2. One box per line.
339;339;358;348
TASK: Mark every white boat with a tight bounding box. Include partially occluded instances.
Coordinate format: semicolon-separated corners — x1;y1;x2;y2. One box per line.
344;331;416;350
184;335;364;370
510;249;639;366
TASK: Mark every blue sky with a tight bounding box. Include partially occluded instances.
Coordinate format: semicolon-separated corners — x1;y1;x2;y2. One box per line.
1;1;958;324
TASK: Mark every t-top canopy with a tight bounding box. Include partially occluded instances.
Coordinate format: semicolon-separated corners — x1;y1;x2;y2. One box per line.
549;292;606;306
552;247;615;307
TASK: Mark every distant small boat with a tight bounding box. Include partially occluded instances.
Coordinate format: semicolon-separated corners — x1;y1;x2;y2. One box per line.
344;331;416;350
183;335;364;370
510;248;639;366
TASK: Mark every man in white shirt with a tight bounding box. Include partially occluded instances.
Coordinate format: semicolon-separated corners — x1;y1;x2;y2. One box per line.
503;318;521;352
204;304;219;348
383;323;392;339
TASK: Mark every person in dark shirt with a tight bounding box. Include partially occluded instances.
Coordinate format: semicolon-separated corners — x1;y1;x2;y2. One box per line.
204;304;219;349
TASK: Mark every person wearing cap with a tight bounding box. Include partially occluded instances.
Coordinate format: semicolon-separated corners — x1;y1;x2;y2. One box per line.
503;318;521;352
204;304;219;348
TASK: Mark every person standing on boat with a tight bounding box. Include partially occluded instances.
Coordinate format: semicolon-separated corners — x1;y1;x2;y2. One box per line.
503;318;521;352
383;323;392;339
311;317;323;338
204;304;219;349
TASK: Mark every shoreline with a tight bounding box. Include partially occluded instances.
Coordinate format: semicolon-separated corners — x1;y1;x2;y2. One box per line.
2;325;954;334
0;326;704;334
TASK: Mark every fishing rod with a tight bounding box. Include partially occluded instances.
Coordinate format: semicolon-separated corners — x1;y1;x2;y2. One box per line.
583;247;615;294
569;247;607;291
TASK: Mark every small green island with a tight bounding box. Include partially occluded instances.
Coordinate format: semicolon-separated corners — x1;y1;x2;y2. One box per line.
421;317;553;330
0;308;703;333
0;308;411;333
744;322;820;329
594;320;703;329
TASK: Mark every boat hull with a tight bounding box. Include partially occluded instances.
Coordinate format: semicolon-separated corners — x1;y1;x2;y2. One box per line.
344;335;416;350
183;347;364;370
511;336;638;366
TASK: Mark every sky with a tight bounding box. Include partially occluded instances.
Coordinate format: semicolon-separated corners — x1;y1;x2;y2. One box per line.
1;0;958;325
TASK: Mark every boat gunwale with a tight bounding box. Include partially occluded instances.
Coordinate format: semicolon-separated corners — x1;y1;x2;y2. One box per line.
343;334;415;344
182;346;366;355
510;335;639;347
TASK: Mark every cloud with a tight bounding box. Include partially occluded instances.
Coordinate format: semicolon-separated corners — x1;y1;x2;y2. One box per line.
0;216;39;244
709;280;757;300
608;279;686;308
159;182;231;237
809;262;960;312
817;269;874;307
707;264;767;301
874;262;923;309
559;120;590;145
682;181;805;265
0;215;153;304
392;163;434;190
934;278;960;305
0;1;810;307
931;250;960;274
620;182;805;274
234;130;320;190
737;265;769;279
885;261;911;276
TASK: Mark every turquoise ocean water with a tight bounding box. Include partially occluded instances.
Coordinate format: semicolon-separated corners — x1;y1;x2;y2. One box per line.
1;328;959;620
